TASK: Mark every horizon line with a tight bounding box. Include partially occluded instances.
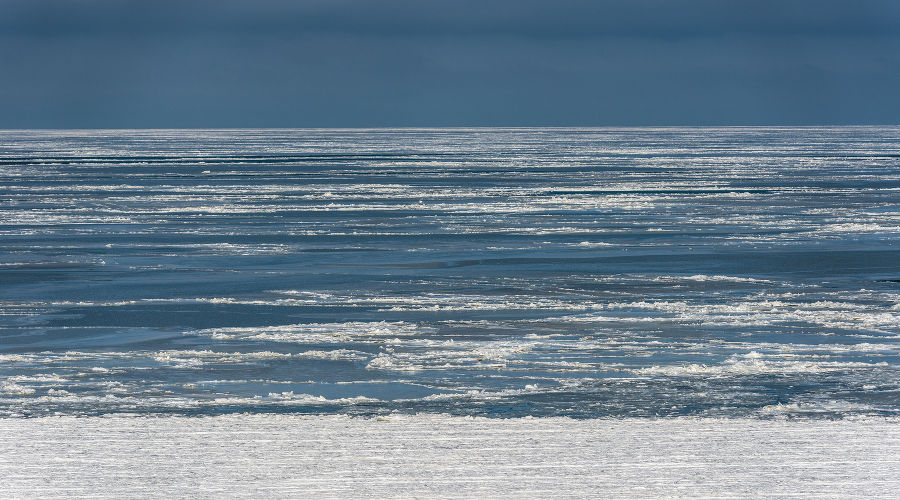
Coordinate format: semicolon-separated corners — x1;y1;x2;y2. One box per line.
2;124;900;132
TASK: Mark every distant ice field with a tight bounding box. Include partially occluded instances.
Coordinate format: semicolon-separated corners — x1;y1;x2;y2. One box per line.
1;127;899;418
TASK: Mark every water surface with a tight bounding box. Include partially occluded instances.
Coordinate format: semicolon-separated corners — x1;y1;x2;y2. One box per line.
1;127;898;417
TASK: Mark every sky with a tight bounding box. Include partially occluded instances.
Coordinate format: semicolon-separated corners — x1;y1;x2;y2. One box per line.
1;0;899;128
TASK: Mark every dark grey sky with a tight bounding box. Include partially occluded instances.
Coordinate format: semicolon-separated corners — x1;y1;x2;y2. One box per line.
2;0;899;127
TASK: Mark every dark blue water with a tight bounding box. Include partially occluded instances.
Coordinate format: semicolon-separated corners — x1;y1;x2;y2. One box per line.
1;128;898;417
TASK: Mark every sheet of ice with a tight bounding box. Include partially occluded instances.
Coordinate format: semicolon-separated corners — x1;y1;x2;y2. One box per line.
0;415;897;499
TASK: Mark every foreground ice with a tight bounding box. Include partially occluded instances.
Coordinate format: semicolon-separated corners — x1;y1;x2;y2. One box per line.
1;415;897;498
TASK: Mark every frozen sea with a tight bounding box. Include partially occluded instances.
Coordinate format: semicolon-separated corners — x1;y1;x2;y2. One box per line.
1;127;899;419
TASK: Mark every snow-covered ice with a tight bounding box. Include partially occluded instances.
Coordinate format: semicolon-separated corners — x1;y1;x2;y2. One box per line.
1;414;897;498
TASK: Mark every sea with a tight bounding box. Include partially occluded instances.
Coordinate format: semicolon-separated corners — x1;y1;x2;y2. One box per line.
1;127;898;418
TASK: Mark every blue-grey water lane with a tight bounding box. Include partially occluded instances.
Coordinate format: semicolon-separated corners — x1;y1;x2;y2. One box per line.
0;128;898;417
